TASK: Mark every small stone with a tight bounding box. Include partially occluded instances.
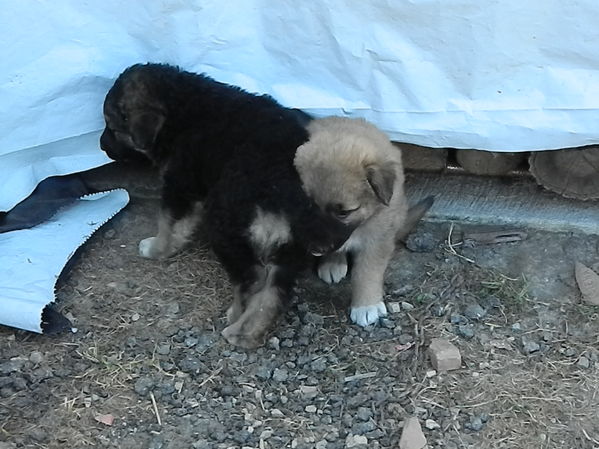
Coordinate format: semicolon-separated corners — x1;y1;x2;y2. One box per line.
300;385;319;399
185;337;198;348
166;302;180;315
457;325;475;339
131;313;140;322
405;232;436;253
311;358;327;372
564;347;577;357
577;356;590;369
255;366;272;380
305;405;317;413
134;377;155;396
401;301;415;311
521;337;540;354
511;322;522;332
104;229;116;239
450;313;467;325
273;368;289;382
398;334;414;345
399;417;427;449
29;351;44;364
270;408;284;418
380;318;396;329
356;407;372;421
466;416;484;431
387;302;401;314
464;304;486;320
428;338;461;371
425;419;440;430
157;344;171;355
268;337;281;350
316;440;328;449
345;434;368;448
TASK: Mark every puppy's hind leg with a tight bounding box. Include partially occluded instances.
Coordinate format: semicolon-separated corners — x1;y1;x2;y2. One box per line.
222;265;285;349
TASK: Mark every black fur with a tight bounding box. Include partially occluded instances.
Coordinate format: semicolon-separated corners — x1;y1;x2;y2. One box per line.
101;63;350;344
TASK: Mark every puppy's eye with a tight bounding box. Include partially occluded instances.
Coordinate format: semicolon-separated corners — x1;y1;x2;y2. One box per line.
335;206;360;219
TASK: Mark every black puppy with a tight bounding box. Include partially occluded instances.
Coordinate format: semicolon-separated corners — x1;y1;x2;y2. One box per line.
101;63;351;347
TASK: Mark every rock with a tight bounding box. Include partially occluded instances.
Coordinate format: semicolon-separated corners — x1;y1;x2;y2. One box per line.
399;417;427;449
316;440;328;449
380;318;396;329
356;407;372;421
575;262;599;305
134;377;155;396
271;409;285;418
398;334;414;345
450;313;467;325
521;337;540;354
511;322;522;332
345;434;368;448
577;356;590;369
406;232;436;253
464;303;486;320
255;366;272;380
166;302;180;315
273;368;289;382
425;419;440;430
310;358;327;372
157;344;171;355
465;415;484;431
29;351;44;364
457;325;475;339
391;285;414;297
387;302;401;314
305;405;317;413
300;385;319;399
428;338;461;371
401;301;415;311
268;336;281;350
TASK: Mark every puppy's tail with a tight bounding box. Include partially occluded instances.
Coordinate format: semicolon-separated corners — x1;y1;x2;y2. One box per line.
396;196;435;243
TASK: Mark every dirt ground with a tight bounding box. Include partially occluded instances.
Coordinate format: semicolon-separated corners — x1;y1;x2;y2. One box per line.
1;167;599;449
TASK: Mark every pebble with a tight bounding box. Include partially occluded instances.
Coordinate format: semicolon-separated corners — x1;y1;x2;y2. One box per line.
131;313;140;322
464;303;486;320
398;334;414;345
465;415;484;431
387;302;401;314
577;356;590;369
166;302;180;315
356;407;372;421
268;337;281;350
305;405;317;413
157;344;171;355
399;417;427;449
425;419;440;430
380;318;396;329
457;325;475;339
299;385;319;398
310;358;327;372
345;434;368;448
405;232;436;252
184;337;198;348
428;338;461;371
273;368;289;382
521;337;540;354
316;440;328;449
29;351;44;364
450;313;468;325
511;322;522;332
270;409;285;418
255;366;272;380
401;301;415;311
134;377;155;396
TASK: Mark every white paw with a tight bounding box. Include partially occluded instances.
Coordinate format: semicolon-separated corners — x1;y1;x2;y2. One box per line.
350;302;387;327
139;237;158;258
317;254;348;284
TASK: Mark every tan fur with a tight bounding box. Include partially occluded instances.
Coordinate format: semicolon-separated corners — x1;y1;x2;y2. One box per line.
294;117;408;326
222;265;282;348
249;207;292;260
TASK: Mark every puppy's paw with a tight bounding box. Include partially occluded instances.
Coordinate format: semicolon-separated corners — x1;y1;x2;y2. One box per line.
226;303;243;325
221;326;263;349
350;302;387;327
139;237;160;258
317;253;348;284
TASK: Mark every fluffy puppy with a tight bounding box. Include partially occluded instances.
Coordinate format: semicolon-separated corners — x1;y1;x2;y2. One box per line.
100;63;351;347
294;116;408;327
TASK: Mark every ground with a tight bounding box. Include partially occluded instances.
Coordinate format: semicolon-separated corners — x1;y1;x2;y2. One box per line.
1;167;598;449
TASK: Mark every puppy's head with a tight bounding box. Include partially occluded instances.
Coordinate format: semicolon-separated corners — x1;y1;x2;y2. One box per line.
100;64;166;163
294;117;402;228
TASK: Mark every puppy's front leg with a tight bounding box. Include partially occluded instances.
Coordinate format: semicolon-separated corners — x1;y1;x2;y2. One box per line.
139;202;203;259
349;240;395;326
317;251;348;284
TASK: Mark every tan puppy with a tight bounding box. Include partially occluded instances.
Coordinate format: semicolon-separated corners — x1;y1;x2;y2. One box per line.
294;117;407;326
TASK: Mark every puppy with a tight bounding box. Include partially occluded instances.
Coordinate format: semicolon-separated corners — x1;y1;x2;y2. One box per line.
101;63;351;347
294;116;408;327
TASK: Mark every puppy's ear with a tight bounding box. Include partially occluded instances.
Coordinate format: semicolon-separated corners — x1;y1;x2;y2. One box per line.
366;164;396;205
129;111;165;150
